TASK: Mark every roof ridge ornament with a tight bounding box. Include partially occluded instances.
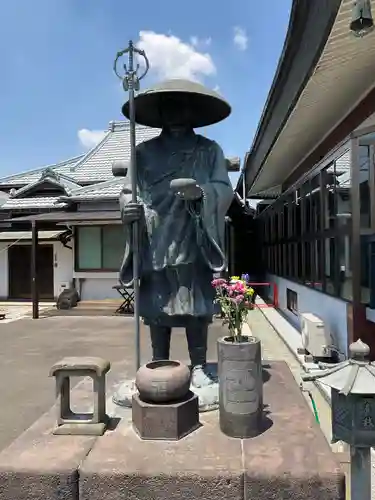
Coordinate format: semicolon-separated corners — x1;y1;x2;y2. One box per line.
350;0;374;37
40;167;60;182
349;338;371;361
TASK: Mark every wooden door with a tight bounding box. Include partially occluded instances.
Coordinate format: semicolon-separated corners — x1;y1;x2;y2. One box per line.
8;244;54;300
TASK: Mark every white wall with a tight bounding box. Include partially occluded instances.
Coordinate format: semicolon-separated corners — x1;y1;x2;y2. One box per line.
0;238;123;301
76;276;121;300
77;201;119;212
0;243;8;298
53;241;73;297
266;273;348;356
355;111;375;131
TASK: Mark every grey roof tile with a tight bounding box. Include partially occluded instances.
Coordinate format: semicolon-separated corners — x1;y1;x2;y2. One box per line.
0;156;83;187
63;121;161;183
1;197;66;209
12;170;81;198
335;149;351;187
0;120;237;210
65;178;126;200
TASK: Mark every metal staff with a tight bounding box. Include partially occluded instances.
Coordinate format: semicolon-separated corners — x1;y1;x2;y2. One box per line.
113;41;149;371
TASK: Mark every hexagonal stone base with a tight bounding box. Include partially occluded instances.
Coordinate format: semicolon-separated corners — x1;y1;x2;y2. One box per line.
132;391;200;440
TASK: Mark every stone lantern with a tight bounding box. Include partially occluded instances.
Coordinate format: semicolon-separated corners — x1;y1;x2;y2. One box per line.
302;339;375;500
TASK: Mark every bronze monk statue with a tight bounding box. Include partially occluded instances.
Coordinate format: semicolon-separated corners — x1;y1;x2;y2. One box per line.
114;79;233;409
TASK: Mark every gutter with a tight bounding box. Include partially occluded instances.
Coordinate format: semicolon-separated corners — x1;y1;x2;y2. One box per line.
241;0;342;197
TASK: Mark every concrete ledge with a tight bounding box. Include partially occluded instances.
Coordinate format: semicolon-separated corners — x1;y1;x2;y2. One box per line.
80;361;344;500
0;377;98;500
244;362;345;499
251;297;332;403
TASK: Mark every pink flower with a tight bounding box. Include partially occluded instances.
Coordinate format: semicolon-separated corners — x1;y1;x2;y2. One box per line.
230;281;246;293
211;278;226;288
234;294;244;303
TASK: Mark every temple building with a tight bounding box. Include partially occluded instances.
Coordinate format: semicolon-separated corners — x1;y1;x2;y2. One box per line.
0;121;241;302
236;0;375;357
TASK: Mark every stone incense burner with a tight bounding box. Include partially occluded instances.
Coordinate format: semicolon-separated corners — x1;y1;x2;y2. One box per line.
135;360;191;403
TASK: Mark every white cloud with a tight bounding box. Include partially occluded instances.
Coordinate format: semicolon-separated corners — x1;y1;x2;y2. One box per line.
233;27;248;51
78;129;106;150
137;31;216;81
190;36;212;48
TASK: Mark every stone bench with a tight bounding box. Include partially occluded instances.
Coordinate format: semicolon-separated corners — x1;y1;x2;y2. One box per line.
50;356;110;436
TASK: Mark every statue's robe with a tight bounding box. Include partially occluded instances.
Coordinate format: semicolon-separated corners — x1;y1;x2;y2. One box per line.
119;130;233;327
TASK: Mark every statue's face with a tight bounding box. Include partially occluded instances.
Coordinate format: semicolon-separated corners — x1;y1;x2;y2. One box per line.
160;95;191;128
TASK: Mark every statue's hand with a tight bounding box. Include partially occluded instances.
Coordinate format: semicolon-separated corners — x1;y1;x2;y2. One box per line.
121;202;143;224
170;178;203;201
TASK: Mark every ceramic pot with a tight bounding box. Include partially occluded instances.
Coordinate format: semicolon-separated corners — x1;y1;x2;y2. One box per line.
217;335;263;438
135;360;191;403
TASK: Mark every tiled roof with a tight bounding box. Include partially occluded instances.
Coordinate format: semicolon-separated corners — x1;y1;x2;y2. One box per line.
0;121;238;210
0;191;9;208
335;149;351;187
0;121;159;210
1;197;66;210
65;178;127;201
0;156;83;187
12;169;81;198
63;121;161;183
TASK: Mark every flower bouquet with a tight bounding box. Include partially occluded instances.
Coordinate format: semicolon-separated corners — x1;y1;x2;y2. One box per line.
212;274;254;342
214;274;263;438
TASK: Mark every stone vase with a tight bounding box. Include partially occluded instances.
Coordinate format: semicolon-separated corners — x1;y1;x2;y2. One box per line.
135;360;191;403
217;335;263;438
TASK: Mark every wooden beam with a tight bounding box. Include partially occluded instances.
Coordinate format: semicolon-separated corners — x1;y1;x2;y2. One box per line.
31;220;39;319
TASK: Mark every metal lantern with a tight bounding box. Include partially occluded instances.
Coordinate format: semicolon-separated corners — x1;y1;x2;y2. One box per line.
350;0;374;37
302;339;375;500
302;339;375;447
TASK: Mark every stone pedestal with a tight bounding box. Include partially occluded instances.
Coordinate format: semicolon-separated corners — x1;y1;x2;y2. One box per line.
132;391;200;440
50;356;110;436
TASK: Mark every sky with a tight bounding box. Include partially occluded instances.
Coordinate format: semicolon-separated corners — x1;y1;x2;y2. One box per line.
0;0;292;185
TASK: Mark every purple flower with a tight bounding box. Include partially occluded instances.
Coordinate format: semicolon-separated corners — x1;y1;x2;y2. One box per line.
241;273;250;282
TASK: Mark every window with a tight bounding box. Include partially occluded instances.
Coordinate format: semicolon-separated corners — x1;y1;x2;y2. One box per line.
359;144;371;229
259;146;352;301
286;288;298;315
76;225;126;271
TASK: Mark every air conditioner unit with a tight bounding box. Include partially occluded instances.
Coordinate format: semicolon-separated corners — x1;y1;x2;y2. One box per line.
301;313;333;359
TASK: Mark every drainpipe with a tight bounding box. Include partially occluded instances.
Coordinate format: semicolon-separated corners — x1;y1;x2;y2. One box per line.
31;219;39;319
